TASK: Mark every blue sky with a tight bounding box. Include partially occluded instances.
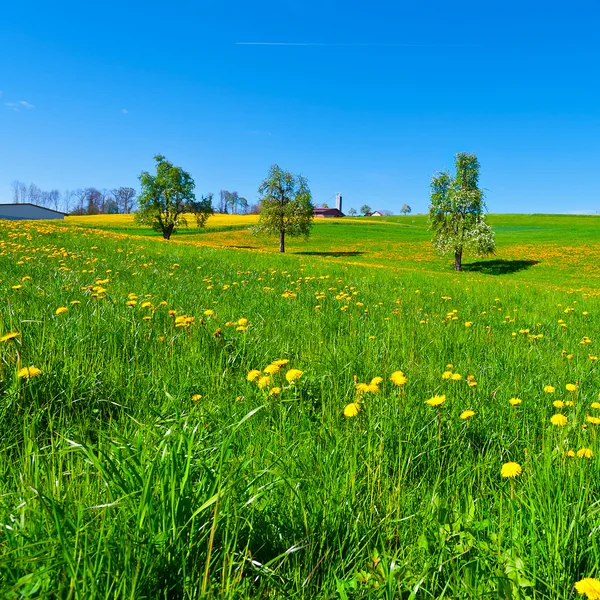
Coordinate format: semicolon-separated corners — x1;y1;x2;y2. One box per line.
1;0;600;214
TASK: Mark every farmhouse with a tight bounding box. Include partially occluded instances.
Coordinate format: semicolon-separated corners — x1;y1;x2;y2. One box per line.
0;203;66;220
366;210;384;217
314;207;345;218
314;192;345;218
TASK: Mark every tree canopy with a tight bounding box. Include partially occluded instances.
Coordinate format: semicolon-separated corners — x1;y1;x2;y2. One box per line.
360;205;371;216
135;155;213;239
254;164;314;253
429;152;496;271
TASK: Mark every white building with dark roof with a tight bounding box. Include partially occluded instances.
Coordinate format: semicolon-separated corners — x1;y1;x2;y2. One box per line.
0;203;66;220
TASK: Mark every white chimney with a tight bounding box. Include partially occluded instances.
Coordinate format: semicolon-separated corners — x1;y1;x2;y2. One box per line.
335;193;342;213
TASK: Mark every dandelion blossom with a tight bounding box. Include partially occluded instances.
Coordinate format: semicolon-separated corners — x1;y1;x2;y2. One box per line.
0;332;19;343
257;376;271;389
272;359;290;367
344;402;360;417
425;395;446;407
191;394;202;402
550;413;568;427
246;370;261;382
591;402;600;410
55;307;68;315
501;462;522;478
263;364;280;375
450;373;462;381
577;448;594;459
553;400;565;409
586;416;600;425
509;398;522;406
441;371;453;379
390;371;407;386
544;385;556;394
566;383;578;392
269;387;281;396
460;410;475;420
285;369;303;383
575;577;600;599
18;366;42;379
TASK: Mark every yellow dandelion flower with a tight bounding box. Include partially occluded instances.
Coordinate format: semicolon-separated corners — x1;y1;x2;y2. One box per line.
238;318;248;326
446;363;453;369
257;376;271;389
18;366;42;379
269;387;281;396
586;416;600;425
450;373;462;381
464;321;473;327
203;309;215;316
344;402;360;417
246;370;261;382
566;450;576;457
272;359;290;366
591;402;600;410
126;300;137;306
425;395;446;407
550;413;568;427
370;376;383;386
0;332;19;343
141;301;152;309
553;400;565;409
55;306;68;315
566;383;577;392
264;364;280;375
285;369;303;383
236;326;246;331
468;380;478;387
501;462;522;478
577;448;594;459
509;398;522;406
460;410;475;420
575;577;600;599
441;371;453;379
390;371;407;386
544;385;556;393
566;400;575;407
367;383;380;393
70;300;81;305
191;394;202;402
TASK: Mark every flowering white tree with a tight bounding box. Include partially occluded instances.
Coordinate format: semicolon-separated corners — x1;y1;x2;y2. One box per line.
429;153;495;271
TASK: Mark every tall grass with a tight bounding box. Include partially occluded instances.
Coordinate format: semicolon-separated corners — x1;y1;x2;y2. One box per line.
1;218;599;598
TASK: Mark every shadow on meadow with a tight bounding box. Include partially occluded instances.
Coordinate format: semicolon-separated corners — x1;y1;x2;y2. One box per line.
295;251;365;257
462;259;539;275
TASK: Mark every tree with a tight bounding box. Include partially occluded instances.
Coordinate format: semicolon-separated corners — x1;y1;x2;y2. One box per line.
360;205;371;216
400;204;412;215
429;152;496;271
254;164;314;253
347;207;357;216
135;154;213;240
112;187;137;213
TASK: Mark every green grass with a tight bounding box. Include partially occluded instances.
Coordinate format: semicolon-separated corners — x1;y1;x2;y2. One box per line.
1;216;599;599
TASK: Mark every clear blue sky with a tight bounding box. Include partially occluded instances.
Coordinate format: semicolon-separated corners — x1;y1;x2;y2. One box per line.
2;0;600;214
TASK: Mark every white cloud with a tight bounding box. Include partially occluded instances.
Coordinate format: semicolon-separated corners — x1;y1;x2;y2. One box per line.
5;100;34;111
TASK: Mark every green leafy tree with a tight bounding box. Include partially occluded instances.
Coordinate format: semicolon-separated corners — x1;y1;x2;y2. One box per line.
255;164;314;253
400;204;412;215
135;155;213;239
360;205;371;216
429;152;495;271
347;207;357;216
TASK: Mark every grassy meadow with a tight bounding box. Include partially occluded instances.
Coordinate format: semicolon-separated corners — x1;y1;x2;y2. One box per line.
1;214;600;599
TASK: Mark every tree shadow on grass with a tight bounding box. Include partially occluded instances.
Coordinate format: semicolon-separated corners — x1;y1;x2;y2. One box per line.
294;251;365;257
462;259;539;275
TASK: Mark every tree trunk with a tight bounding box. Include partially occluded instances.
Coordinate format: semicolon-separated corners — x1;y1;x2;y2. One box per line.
454;250;462;271
163;224;174;240
279;230;285;253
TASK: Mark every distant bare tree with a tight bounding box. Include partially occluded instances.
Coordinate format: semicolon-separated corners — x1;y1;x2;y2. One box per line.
28;183;42;206
72;189;88;214
63;190;73;214
11;180;22;203
47;190;61;211
112;187;136;213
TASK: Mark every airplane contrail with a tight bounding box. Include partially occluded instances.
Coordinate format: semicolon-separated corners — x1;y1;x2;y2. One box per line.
236;42;474;47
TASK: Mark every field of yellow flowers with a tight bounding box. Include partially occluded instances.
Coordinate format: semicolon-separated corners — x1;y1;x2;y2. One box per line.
1;215;599;599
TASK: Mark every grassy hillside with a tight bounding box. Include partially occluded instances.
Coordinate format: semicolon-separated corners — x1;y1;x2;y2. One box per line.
1;215;599;598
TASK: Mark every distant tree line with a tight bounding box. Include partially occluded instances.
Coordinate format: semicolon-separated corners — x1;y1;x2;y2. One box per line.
9;181;137;215
217;190;260;214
